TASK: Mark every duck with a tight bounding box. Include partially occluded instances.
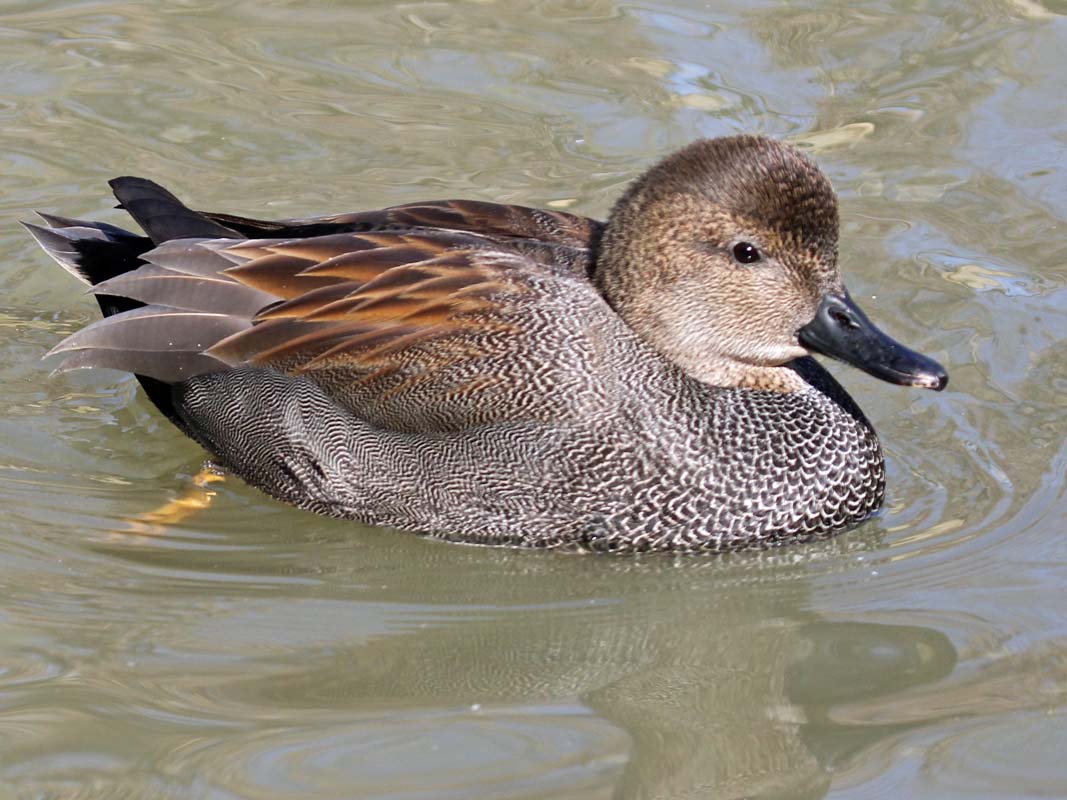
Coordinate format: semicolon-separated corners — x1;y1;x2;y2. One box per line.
24;135;947;553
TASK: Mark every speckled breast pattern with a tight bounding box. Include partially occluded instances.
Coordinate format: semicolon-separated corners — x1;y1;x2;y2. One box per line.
174;355;884;554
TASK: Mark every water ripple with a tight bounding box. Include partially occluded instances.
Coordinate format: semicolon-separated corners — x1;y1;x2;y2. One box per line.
179;709;627;800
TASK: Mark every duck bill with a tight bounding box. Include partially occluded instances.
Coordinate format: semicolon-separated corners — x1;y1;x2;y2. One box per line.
797;291;948;390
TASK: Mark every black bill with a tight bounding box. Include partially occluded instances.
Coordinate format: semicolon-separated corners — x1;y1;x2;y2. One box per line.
798;291;948;391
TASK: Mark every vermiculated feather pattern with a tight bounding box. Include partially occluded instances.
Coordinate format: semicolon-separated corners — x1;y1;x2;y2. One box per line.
25;135;945;552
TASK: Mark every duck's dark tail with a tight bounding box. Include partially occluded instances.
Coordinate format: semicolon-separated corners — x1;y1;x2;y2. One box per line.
23;177;241;296
22;213;151;296
23;178;244;427
108;176;241;244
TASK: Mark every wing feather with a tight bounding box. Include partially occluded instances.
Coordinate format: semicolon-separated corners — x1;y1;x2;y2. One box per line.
46;204;601;431
199;236;565;429
93;265;276;316
200;198;602;252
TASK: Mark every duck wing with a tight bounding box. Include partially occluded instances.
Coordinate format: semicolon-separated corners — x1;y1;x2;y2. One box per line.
201;198;602;251
208;229;606;432
51;226;613;433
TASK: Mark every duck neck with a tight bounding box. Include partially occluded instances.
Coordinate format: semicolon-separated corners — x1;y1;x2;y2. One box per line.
627;307;810;392
592;257;808;394
674;356;811;392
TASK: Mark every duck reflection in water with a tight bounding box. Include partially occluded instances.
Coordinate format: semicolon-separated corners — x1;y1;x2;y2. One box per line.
122;537;955;799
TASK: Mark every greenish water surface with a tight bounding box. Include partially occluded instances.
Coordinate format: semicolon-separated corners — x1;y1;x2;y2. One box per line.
1;1;1066;797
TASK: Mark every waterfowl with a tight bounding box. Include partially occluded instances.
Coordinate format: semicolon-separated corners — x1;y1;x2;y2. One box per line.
25;135;947;552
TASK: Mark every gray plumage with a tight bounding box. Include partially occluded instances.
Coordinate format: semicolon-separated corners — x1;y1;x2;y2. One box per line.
25;136;946;553
174;362;882;552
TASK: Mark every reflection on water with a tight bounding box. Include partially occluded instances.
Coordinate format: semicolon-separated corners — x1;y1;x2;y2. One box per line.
1;0;1066;797
0;525;970;799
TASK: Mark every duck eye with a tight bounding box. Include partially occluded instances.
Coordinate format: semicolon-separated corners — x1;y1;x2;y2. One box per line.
732;242;762;264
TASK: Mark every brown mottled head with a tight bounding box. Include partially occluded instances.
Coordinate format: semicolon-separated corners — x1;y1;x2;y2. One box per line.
594;135;841;389
595;135;946;392
641;135;839;259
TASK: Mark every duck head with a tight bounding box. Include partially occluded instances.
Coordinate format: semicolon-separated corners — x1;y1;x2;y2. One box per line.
595;135;947;392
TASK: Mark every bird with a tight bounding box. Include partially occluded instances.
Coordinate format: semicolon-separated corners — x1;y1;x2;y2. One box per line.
24;135;947;553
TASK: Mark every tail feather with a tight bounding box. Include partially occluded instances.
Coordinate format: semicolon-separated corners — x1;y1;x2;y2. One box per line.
22;215;153;287
109;176;242;244
22;221;105;285
35;212;145;240
26;181;253;427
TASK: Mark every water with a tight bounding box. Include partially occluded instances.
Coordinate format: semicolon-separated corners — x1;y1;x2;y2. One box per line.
1;1;1065;797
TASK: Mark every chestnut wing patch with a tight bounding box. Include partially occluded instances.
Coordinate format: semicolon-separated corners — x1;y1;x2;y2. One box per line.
48;224;593;429
206;233;558;430
210;248;526;367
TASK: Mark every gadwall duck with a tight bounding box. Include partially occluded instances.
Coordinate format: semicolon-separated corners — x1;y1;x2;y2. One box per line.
25;135;947;552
